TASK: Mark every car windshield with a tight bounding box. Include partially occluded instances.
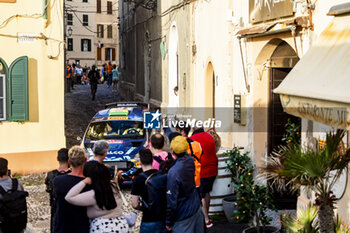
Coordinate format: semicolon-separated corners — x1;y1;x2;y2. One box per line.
85;120;145;140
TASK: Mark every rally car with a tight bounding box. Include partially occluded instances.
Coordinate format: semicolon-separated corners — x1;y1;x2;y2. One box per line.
82;102;149;184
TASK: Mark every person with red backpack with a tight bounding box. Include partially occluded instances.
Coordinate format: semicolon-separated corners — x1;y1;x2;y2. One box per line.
150;133;174;171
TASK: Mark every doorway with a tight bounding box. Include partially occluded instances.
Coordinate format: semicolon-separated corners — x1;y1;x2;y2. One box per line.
205;62;215;119
267;41;301;209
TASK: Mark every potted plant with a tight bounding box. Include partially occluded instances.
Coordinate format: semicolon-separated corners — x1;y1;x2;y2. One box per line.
223;147;253;223
263;130;350;233
233;155;278;233
224;147;278;233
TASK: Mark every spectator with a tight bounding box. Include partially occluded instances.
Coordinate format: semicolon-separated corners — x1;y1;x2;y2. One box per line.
83;140;109;177
0;157;28;233
191;129;218;228
88;65;100;100
53;146;90;233
106;61;113;87
176;126;202;188
150;133;173;170
75;65;83;84
45;148;71;233
166;136;204;233
112;64;119;90
65;162;129;233
131;149;166;233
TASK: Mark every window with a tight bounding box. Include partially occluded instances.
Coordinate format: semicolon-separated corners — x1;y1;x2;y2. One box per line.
67;38;73;51
0;57;29;121
67;13;73;25
97;24;104;38
97;47;102;61
105;48;115;61
107;25;112;38
107;1;112;14
83;0;88;2
97;0;101;13
81;39;91;52
83;15;88;26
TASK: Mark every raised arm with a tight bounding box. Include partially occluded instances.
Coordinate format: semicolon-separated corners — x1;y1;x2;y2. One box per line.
65;179;96;206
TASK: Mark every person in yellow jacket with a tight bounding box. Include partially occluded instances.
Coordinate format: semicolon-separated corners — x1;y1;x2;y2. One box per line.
176;126;202;188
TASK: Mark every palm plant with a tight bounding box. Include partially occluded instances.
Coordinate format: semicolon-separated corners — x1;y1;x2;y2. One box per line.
281;206;319;233
263;130;350;233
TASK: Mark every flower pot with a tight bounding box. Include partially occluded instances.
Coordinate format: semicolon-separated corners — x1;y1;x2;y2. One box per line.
222;195;238;222
242;226;279;233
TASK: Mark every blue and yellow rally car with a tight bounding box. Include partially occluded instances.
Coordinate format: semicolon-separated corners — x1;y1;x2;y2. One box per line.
82;102;149;184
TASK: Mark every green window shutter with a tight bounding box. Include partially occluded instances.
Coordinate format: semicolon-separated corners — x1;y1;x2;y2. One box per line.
8;56;28;121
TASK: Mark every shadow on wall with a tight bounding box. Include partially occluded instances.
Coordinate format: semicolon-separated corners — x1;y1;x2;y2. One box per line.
28;58;39;122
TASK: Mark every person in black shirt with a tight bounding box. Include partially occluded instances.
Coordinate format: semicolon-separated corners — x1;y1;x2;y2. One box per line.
45;148;71;233
87;65;100;100
131;149;167;233
53;146;90;233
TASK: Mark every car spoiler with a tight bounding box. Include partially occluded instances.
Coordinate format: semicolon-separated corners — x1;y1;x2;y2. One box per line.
105;102;149;109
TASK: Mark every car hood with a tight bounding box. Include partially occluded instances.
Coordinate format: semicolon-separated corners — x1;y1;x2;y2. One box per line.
84;139;145;161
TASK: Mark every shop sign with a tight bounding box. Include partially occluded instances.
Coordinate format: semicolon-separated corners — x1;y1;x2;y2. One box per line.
280;95;349;129
234;95;241;124
249;0;294;24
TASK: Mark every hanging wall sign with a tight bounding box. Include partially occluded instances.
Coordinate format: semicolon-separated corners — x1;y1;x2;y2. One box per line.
249;0;294;24
234;95;241;124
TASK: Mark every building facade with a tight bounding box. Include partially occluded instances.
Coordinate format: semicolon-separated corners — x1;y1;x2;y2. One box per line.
0;0;65;174
119;0;350;223
95;0;119;69
118;0;163;106
65;0;96;67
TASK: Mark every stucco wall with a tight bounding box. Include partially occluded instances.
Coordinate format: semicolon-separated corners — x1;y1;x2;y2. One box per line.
0;0;65;173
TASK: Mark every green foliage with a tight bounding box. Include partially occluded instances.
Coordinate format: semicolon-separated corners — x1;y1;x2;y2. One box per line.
275;131;350;202
225;147;254;185
282;118;301;145
225;147;276;227
334;215;350;233
282;207;350;233
265;130;350;233
281;206;318;233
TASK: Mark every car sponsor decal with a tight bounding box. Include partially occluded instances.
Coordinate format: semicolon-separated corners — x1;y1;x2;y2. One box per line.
108;116;128;120
107;140;123;144
109;108;129;116
108;151;124;155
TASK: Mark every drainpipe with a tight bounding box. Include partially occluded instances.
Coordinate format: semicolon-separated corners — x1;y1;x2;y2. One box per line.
238;37;250;93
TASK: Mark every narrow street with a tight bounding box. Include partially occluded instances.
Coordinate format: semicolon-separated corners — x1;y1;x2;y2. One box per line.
65;83;121;148
24;84;144;233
